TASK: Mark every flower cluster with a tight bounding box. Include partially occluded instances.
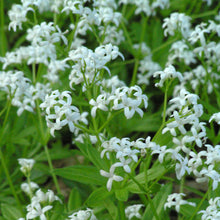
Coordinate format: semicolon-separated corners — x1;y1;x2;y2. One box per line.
100;136;158;191
40;90;88;137
0;71;51;116
2;22;68;72
20;189;61;220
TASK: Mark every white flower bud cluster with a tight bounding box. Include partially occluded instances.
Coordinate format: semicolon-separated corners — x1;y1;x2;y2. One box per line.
18;158;35;175
40;90;88;137
21;182;39;195
8;1;64;32
163;12;192;38
1;22;68;77
68;44;124;90
168;40;197;65
8;4;34;32
182;66;220;94
0;71;51;116
153;65;183;87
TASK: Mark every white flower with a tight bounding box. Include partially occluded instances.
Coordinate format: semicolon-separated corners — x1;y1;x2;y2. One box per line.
68;208;97;220
190;125;206;148
199;197;220;220
8;4;34;31
62;0;84;14
163;13;191;38
175;156;190;180
26;203;52;220
21;182;39;195
100;165;123;191
109;85;148;119
154;65;183;87
134;0;151;16
200;165;220;190
151;145;168;163
205;144;220;165
209;112;220;125
164;193;196;212
98;7;122;26
114;157;132;173
189;23;209;46
125;204;144;219
40;90;87;136
18;158;35;175
89;94;109;117
162;111;189;136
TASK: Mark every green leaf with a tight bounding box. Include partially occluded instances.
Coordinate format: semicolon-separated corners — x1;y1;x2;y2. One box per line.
142;183;172;220
34;147;73;161
68;187;82;211
151;19;163;50
103;198;118;220
76;142;109;170
115;188;129;202
54;165;106;185
50;202;66;220
1;203;22;220
153;129;173;147
117;112;161;136
86;187;112;207
180;198;201;220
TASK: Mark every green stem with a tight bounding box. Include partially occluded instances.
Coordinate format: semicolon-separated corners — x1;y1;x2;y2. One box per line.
130;15;148;86
189;190;209;220
111;59;135;67
98;109;123;133
91;25;101;44
191;9;219;19
162;81;170;124
0;97;12;141
118;201;126;220
75;124;96;135
27;173;33;199
32;63;36;84
0;0;6;56
44;145;61;194
152;37;180;55
0;150;23;213
35;100;61;194
121;21;134;54
33;10;38;25
53;13;57;26
130;58;139;86
128;174;160;220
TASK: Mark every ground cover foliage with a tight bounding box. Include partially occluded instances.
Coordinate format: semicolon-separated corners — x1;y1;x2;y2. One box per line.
0;0;220;219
